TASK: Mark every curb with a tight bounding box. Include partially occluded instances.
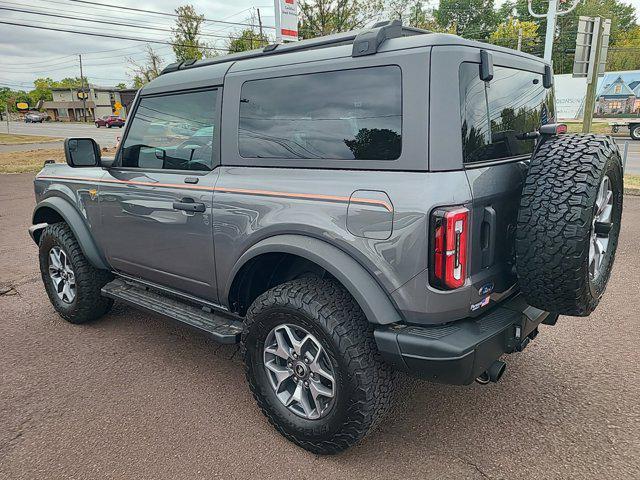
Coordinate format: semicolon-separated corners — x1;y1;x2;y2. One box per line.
624;187;640;196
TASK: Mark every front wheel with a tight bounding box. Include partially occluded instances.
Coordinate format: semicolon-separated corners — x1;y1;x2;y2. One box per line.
38;223;113;324
630;124;640;140
242;278;394;454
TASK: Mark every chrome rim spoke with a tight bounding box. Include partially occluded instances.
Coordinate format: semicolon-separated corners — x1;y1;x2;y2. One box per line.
263;323;336;420
47;246;76;304
589;175;614;280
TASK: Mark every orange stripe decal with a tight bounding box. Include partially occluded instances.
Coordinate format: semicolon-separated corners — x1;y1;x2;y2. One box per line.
36;175;393;212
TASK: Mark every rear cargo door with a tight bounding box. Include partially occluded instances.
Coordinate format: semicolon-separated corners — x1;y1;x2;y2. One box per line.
458;59;556;309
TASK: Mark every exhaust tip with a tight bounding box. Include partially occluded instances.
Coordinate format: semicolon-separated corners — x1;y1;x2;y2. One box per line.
476;360;507;385
488;360;506;382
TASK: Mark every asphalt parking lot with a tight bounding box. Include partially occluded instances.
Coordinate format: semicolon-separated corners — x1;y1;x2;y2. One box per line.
0;173;638;479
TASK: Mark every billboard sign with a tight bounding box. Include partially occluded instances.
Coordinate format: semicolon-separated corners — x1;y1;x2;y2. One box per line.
555;70;640;120
275;0;298;42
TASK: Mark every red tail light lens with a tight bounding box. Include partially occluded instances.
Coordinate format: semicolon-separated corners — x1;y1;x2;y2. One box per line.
430;206;469;290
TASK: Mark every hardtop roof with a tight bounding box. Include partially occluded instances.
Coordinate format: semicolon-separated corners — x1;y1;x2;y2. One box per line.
141;21;548;96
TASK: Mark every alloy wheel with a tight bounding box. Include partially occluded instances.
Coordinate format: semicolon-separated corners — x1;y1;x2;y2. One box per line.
48;246;76;303
263;324;336;420
589;175;614;280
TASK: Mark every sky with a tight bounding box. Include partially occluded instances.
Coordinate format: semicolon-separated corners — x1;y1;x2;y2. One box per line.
1;0;639;91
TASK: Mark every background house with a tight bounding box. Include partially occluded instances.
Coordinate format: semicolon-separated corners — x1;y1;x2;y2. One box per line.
596;76;639;115
42;86;137;121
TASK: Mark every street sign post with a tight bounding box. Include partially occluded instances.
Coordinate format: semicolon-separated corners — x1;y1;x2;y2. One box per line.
573;16;611;78
572;16;611;133
274;0;299;43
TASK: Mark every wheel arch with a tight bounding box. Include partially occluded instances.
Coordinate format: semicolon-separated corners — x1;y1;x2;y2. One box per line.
32;197;109;270
225;235;403;325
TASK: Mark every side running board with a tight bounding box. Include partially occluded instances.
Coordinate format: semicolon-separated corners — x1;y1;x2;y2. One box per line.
101;278;243;344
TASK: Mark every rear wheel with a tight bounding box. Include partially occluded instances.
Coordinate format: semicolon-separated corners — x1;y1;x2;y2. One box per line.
630;124;640;140
516;134;623;316
242;278;394;454
38;223;113;324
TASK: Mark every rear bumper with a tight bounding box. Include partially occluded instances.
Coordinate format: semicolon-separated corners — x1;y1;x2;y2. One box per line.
374;293;553;385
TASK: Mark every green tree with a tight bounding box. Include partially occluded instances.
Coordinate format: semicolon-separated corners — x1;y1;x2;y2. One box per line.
607;25;640;71
115;82;127;90
298;0;384;38
227;29;269;53
387;0;439;29
128;45;164;88
489;17;539;53
29;78;55;104
172;4;212;61
513;0;637;74
434;0;498;38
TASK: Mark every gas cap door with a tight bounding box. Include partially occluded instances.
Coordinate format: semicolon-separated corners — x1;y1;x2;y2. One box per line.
346;190;393;240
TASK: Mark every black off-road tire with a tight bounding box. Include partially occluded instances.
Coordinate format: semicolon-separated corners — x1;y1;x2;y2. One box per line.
241;278;395;454
516;134;623;316
38;222;113;324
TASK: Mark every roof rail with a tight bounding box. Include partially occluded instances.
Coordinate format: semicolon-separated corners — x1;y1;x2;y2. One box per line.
159;20;429;76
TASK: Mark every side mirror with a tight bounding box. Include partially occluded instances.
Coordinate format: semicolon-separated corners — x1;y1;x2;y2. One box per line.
64;138;101;167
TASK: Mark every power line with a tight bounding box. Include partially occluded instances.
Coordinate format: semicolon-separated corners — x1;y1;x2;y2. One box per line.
0;20;232;52
64;0;274;29
0;6;249;41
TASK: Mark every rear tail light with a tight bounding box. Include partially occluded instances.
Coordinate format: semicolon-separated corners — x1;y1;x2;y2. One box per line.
430;206;469;290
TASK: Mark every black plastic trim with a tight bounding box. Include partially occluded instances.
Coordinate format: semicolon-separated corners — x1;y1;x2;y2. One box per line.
374;293;550;385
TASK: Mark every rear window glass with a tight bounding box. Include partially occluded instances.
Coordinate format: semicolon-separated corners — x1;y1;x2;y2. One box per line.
459;63;555;164
238;66;402;161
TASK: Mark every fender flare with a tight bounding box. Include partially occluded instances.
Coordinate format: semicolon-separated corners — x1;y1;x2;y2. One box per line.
226;235;403;325
32;197;109;270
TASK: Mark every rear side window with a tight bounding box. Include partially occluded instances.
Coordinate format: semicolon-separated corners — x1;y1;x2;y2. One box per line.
459;63;555;164
121;89;217;171
238;66;402;161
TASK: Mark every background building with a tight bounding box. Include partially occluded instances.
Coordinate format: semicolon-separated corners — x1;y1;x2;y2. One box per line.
41;86;137;121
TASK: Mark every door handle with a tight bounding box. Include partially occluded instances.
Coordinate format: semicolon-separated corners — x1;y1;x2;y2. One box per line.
173;198;206;213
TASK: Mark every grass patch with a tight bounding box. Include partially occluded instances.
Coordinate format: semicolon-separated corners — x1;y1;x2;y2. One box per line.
0;147;115;174
625;174;640;189
0;133;63;145
563;121;615;135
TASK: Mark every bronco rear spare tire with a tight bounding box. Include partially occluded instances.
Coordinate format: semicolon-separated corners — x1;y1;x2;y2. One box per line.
516;134;623;316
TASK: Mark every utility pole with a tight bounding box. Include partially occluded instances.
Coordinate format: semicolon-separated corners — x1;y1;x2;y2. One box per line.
528;0;581;63
517;27;523;51
78;54;87;122
257;8;264;46
581;17;604;133
274;0;282;43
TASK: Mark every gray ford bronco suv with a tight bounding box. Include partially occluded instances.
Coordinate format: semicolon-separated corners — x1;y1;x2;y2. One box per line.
29;21;623;454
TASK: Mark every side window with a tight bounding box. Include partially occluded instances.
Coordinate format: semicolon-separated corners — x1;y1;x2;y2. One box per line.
460;63;555;164
120;89;218;171
238;66;402;161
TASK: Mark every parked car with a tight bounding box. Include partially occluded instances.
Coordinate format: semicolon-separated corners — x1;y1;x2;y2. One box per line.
95;115;124;128
24;111;46;123
28;20;623;455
